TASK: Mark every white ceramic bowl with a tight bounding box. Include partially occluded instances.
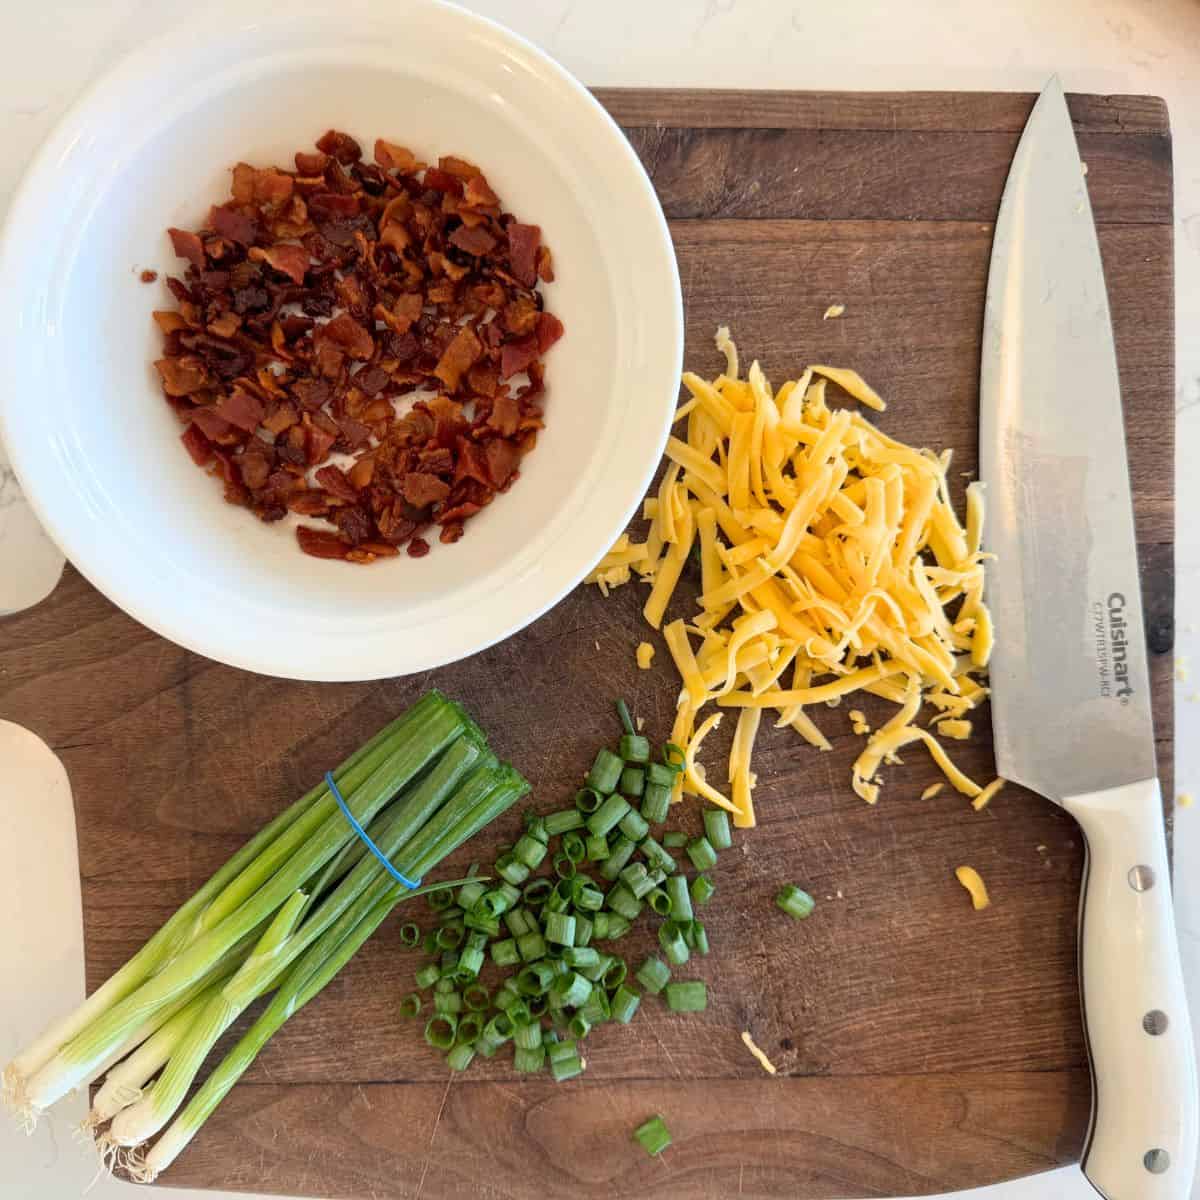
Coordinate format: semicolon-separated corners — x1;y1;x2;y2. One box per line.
0;3;681;680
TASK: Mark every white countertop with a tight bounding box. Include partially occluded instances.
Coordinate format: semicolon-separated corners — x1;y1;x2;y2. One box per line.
3;1;1199;1197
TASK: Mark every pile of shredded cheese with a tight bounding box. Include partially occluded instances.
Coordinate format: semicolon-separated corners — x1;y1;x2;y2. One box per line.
587;328;1005;827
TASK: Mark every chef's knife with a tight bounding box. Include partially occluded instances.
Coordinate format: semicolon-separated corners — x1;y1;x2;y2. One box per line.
981;76;1197;1199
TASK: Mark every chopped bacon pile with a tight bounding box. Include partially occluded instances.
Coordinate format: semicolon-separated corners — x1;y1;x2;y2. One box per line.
153;131;562;563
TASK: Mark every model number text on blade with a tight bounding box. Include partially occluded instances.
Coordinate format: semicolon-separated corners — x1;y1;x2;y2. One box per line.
1093;593;1134;705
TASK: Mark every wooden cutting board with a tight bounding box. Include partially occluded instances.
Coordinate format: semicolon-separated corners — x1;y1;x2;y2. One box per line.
0;90;1174;1198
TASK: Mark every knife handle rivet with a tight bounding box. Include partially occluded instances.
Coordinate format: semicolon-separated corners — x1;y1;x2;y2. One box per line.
1144;1148;1171;1174
1128;864;1156;892
1142;1009;1169;1036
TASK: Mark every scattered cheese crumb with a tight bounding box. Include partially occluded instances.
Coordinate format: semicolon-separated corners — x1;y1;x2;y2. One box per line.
835;889;843;899
1179;793;1194;810
972;777;1007;812
823;303;845;320
1176;656;1189;683
920;782;944;800
936;719;972;740
1082;161;1089;175
636;641;655;670
1036;844;1048;854
955;865;990;910
594;641;600;652
741;1031;778;1075
848;709;871;736
636;716;645;731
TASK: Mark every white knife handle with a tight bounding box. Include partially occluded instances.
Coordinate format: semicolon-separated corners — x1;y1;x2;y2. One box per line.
1063;778;1197;1199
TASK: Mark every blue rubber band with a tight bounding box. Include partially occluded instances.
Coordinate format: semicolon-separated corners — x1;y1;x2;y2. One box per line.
326;772;422;890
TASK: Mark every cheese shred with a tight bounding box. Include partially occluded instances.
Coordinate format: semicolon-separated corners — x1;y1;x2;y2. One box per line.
740;1030;778;1075
588;329;996;824
955;866;991;910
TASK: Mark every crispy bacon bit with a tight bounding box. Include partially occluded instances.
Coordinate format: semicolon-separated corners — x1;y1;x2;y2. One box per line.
508;223;541;287
154;132;562;562
249;243;311;284
500;334;539;381
168;227;207;269
315;464;360;502
180;424;213;465
297;526;350;559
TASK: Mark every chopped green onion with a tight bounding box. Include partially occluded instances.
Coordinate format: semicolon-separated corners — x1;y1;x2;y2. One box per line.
447;1042;475;1072
575;884;605;912
547;1038;577;1064
506;998;532;1026
692;922;710;956
633;955;672;993
435;922;466;950
513;834;548;870
616;698;635;736
680;920;698;950
585;834;610;861
457;880;487;910
517;931;547;962
483;1013;515;1044
664;981;707;1012
587;748;624;793
578;953;613;983
425;1015;456;1049
603;915;632;939
569;1014;592;1039
504;908;533;938
591;912;611;940
619;734;651;763
462;909;500;938
552;852;577;880
776;885;816;921
646;762;676;788
575;787;604;815
399;992;422;1018
690;874;715;905
514;1045;546;1073
523;812;549;843
517;962;556;995
490;938;520;967
545;912;577;947
550;1052;584;1082
522;878;553;907
553;972;592;1008
619;809;650;842
574;915;594;947
564;946;600;970
561;832;587;863
640;783;671;825
599;836;637;881
414;963;440;990
602;959;628;990
658;923;689;966
662;743;686;771
463;984;490;1012
687;837;718;871
398;923;421;948
606;885;643;921
662;831;687;849
495;854;530;886
527;994;548;1018
633;1114;672;1156
647;887;672;916
666;876;693;922
544;809;586;836
434;989;463;1014
439;951;459;979
457;1013;485;1043
610;984;641;1025
702;808;733;852
457;946;484;978
586;794;632;838
578;988;610;1025
640;836;676;875
421;930;439;955
428;889;455;912
620;766;645;797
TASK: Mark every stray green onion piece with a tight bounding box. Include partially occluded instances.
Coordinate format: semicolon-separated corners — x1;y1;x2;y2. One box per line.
776;885;816;921
702;808;733;852
664;981;708;1012
687;836;719;872
633;1114;672;1156
635;956;671;995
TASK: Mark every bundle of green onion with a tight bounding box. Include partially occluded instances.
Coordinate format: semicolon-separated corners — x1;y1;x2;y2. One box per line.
397;699;724;1080
1;691;528;1182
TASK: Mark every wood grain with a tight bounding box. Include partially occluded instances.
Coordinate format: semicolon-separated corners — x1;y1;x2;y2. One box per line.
0;90;1174;1198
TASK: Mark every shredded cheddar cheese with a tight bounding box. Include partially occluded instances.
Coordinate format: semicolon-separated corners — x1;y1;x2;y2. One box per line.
955;866;991;910
823;304;845;320
740;1031;778;1075
636;642;655;670
587;329;997;825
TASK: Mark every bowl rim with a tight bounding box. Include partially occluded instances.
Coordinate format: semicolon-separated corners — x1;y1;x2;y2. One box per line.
0;0;683;681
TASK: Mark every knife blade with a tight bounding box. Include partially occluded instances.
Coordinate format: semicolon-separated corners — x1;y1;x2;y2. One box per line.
981;77;1196;1200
